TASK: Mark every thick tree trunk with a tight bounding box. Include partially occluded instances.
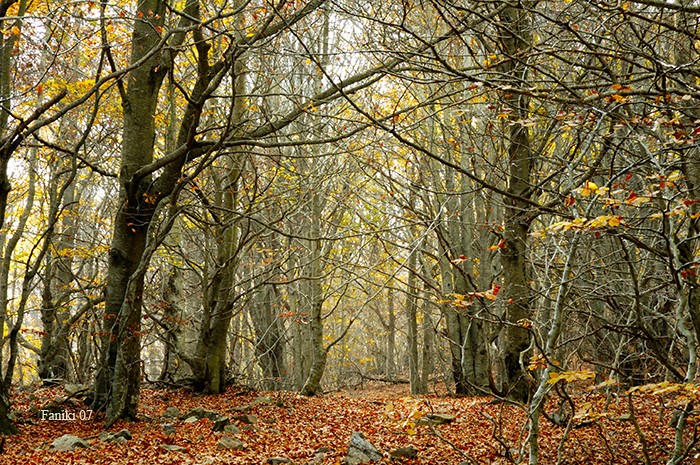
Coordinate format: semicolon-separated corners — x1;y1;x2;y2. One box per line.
92;0;167;418
0;0;25;433
497;2;535;403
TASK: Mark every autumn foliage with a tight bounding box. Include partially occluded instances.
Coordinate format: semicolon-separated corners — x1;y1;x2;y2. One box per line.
3;382;698;464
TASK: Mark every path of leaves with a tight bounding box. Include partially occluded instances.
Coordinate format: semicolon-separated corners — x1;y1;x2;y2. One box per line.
2;382;696;464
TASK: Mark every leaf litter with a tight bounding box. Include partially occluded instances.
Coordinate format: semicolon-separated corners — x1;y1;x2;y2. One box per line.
2;382;697;464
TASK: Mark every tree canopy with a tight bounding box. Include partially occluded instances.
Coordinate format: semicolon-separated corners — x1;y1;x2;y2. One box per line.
0;0;699;463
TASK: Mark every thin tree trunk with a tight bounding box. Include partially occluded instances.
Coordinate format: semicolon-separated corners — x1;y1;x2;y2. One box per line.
386;286;396;380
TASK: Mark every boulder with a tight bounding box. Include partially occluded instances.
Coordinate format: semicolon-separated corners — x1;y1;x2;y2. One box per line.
418;413;454;426
160;444;187;452
213;416;231;432
390;447;418;459
64;384;87;396
306;451;326;465
346;432;381;465
162;406;181;419
223;424;241;434
266;458;292;464
253;396;274;405
51;434;90;451
232;414;258;424
180;407;221;421
100;429;132;443
162;424;176;435
217;435;245;450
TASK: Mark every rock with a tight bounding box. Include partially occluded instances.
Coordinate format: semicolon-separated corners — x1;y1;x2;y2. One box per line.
231;404;251;413
232;414;258;424
418;413;455;426
213;416;231;432
111;429;132;441
346;431;382;465
51;434;90;451
253;396;274;405
41;403;63;415
100;429;132;443
180;407;221;421
223;424;241;434
162;406;181;418
160;444;187;452
217;435;245;450
184;416;199;424
390;447;418;459
162;424;176;435
266;457;292;464
64;384;87;396
307;452;326;465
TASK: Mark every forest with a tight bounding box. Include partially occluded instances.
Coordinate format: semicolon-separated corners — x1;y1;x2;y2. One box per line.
0;0;699;463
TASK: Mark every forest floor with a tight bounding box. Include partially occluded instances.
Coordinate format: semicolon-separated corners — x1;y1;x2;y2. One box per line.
2;381;698;464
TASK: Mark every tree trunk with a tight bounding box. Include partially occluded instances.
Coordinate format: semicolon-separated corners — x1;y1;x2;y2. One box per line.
251;284;286;390
300;189;328;396
406;239;423;394
92;0;167;418
386;286;396;379
497;2;535;403
187;152;243;394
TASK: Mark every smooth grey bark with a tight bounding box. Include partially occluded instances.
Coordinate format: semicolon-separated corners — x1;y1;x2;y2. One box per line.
406;239;423;394
404;186;425;394
39;173;78;383
251;283;287;390
157;267;182;383
299;10;332;397
299;187;328;396
93;0;171;419
434;165;489;395
386;286;396;379
420;293;434;392
188;152;244;394
496;2;535;403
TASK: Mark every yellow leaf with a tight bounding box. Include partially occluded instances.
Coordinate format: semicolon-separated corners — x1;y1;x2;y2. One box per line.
548;370;596;384
607;216;621;227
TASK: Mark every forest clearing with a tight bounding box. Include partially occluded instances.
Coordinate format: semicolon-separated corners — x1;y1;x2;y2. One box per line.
1;0;700;463
4;382;697;464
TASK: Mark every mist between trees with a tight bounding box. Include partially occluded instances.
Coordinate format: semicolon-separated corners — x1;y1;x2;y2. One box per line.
0;0;699;463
